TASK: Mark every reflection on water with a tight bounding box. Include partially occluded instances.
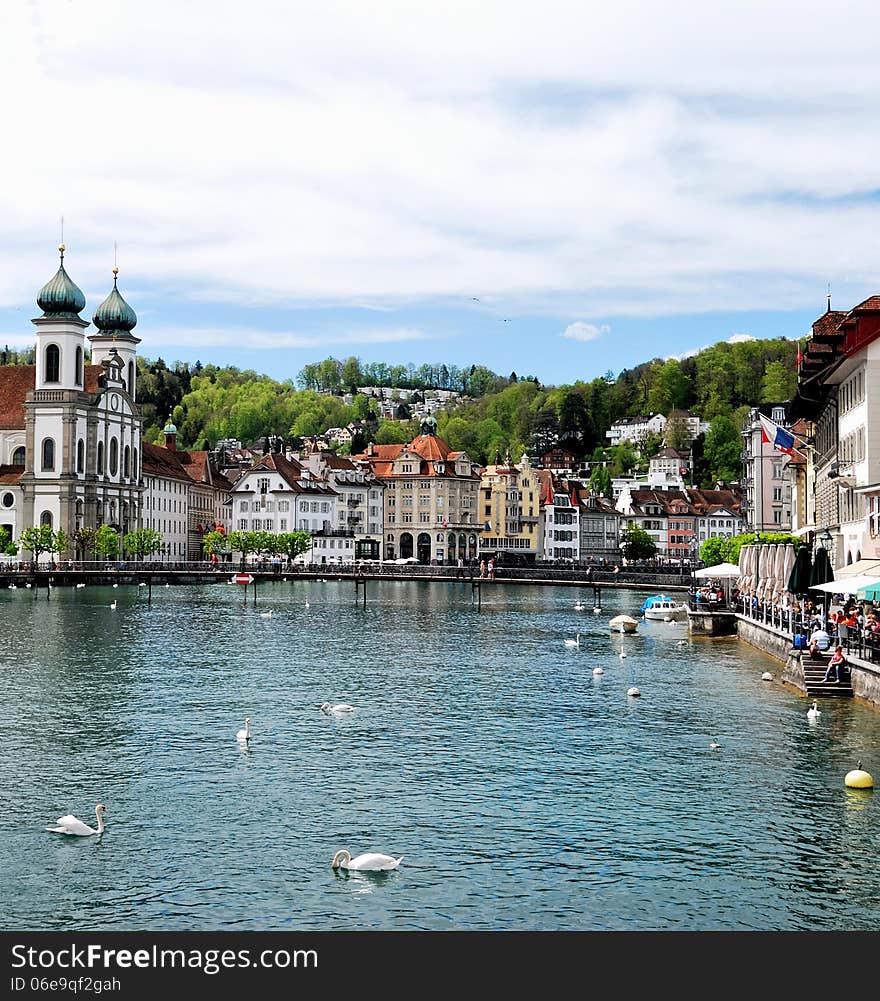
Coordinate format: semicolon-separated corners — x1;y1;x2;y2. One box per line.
1;580;879;931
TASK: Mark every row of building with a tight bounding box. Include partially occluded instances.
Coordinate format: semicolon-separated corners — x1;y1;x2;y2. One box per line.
0;249;747;567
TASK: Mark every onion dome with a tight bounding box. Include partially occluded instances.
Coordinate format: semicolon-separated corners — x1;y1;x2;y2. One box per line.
163;418;178;435
36;245;86;318
93;267;137;334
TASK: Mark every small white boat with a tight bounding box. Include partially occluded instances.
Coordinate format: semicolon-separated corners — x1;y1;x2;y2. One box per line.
641;595;688;621
609;614;639;634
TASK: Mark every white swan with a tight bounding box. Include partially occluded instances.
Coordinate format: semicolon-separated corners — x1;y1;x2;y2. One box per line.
76;583;86;588
676;640;687;647
564;633;581;648
592;666;604;676
47;804;107;836
259;610;272;618
709;738;721;749
321;702;354;716
112;583;118;588
138;582;146;587
574;601;586;611
236;717;251;743
761;672;773;681
807;700;821;721
593;606;601;614
332;849;402;871
109;600;117;610
627;686;641;697
619;649;627;659
25;582;32;588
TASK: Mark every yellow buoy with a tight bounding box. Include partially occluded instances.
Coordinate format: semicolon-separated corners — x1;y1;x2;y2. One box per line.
844;761;874;789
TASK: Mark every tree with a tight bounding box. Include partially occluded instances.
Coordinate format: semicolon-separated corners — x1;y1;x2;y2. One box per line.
699;536;730;567
703;416;742;484
72;527;97;561
18;525;56;564
0;526;17;556
275;531;312;562
50;529;69;559
664;412;691;452
588;464;613;499
227;530;257;567
202;530;226;558
123;528;163;560
94;525;120;560
620;525;657;561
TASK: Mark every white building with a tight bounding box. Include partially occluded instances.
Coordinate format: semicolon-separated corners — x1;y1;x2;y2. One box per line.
606;414;666;446
0;248;143;557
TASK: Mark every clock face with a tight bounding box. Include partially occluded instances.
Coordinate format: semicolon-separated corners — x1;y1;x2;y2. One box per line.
110;393;120;412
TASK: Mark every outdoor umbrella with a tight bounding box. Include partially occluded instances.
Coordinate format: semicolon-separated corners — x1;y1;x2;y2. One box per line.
788;545;812;595
810;547;834;588
779;544;796;600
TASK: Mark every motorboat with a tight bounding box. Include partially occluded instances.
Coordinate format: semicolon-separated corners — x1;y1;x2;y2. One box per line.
641;595;688;621
609;614;639;634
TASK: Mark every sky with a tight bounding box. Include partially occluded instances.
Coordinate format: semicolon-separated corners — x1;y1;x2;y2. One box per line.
2;1;879;387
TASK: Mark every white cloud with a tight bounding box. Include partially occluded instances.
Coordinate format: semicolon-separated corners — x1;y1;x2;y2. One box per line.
670;332;757;360
146;325;429;351
1;1;879;324
561;321;610;342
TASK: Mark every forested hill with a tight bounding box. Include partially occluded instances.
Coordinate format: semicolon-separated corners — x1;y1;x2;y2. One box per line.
2;337;798;484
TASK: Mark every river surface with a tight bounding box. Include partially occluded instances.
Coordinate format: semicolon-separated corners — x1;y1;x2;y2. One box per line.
2;579;879;931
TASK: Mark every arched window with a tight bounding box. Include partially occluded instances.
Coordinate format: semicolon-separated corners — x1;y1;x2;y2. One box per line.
41;438;55;471
75;346;83;386
123;445;130;478
109;438;118;476
97;441;104;475
40;510;53;528
132;447;138;479
12;446;25;467
45;344;60;383
128;361;135;398
76;439;85;474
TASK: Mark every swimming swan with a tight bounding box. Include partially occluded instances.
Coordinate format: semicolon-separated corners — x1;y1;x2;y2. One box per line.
574;601;586;611
709;738;721;749
109;600;117;610
47;804;107;836
331;849;402;871
807;700;821;720
321;702;354;716
564;633;581;648
259;610;272;618
236;717;251;743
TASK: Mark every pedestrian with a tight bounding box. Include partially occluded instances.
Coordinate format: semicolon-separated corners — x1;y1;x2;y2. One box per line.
457;556;464;580
488;558;495;580
823;645;846;683
479;559;486;579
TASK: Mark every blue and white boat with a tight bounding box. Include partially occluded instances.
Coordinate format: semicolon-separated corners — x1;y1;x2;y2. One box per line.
641;594;688;621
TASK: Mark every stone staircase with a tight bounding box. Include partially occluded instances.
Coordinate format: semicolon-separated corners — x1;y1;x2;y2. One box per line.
800;653;854;698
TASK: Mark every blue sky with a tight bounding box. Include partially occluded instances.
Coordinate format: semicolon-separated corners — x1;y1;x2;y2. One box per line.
2;1;879;387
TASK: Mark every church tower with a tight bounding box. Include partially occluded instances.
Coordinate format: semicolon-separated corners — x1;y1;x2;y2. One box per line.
90;265;141;400
32;244;89;391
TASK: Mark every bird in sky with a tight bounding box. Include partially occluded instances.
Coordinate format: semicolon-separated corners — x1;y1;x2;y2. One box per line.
499;318;512;322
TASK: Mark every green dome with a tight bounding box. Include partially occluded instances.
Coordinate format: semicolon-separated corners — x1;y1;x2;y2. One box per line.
36;246;86;318
164;419;177;434
93;270;137;334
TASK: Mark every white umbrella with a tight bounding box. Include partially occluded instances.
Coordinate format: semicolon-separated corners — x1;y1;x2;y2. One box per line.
772;544;787;601
780;544;796;601
694;562;742;578
809;574;880;594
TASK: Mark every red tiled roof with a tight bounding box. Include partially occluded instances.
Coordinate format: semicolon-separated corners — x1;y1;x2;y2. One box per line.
142;441;192;482
0;464;23;484
851;296;880;313
0;363;107;430
811;311;846;337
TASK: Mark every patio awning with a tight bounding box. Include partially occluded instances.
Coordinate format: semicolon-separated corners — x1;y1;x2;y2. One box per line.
834;558;880;578
808;574;880;593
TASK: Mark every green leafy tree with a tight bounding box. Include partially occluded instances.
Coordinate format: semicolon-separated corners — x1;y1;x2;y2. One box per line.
703;416;742;484
123;528;163;560
202;530;226;557
0;526;17;556
620;526;657;561
664;412;692;452
94;525;120;559
588;464;613;499
227;530;257;567
699;536;730;567
18;525;55;563
276;531;312;562
50;528;69;559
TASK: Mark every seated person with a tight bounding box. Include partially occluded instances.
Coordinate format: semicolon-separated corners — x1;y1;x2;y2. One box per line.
807;638;825;660
823;645;846;683
809;626;831;652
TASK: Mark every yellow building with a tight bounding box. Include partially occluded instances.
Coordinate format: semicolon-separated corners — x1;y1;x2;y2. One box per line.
479;454;540;562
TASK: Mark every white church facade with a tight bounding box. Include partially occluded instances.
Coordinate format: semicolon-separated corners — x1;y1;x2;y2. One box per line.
0;246;143;556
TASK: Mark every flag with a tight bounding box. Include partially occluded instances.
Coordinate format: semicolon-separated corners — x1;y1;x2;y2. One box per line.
796;341;804;369
758;413;794;454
